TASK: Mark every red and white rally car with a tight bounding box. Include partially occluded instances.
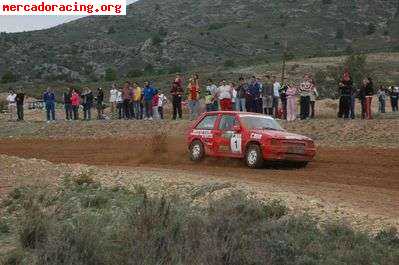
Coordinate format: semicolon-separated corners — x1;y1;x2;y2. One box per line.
187;111;316;168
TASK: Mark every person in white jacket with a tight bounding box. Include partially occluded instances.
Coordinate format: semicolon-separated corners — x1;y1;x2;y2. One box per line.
6;90;17;121
109;83;118;118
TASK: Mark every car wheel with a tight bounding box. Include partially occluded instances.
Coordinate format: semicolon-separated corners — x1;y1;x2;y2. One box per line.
190;140;205;162
245;144;264;168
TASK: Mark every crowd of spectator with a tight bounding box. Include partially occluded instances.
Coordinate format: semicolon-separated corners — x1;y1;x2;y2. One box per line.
4;71;399;123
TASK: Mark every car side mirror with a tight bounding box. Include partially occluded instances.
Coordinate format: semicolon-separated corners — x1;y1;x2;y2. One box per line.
233;125;242;132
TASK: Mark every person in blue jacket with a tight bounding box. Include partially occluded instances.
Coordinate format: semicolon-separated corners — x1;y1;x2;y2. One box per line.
247;76;261;113
142;81;157;120
43;87;56;122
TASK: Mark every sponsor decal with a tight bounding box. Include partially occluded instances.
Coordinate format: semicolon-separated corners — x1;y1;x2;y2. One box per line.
250;133;262;140
191;130;213;138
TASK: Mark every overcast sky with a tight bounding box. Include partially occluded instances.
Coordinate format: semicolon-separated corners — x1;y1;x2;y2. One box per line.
0;0;137;33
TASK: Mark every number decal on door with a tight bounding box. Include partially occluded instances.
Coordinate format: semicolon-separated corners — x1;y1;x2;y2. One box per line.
230;134;242;153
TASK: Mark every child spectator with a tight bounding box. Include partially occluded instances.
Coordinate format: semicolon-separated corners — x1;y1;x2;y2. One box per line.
205;90;214;112
158;92;167;119
377;86;386;113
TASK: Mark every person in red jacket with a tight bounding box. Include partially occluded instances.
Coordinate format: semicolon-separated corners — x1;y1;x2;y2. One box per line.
71;89;80;120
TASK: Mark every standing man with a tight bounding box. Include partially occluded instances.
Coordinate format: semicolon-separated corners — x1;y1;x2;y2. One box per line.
247;76;261;113
43;87;56;122
217;80;233;111
262;76;274;115
236;77;248;112
206;79;218;111
122;82;132;119
272;76;281;118
280;82;288;120
132;82;142;119
6;90;17;121
15;89;25;121
63;88;72;121
187;78;201;120
142;81;157;120
96;87;104;119
171;81;183;120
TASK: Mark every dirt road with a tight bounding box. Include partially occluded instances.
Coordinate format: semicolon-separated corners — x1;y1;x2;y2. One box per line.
1;136;398;226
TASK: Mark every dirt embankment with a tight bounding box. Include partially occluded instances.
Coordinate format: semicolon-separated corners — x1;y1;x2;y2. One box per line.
0;136;398;231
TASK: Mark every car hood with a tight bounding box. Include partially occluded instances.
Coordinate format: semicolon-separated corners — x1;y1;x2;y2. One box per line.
251;129;312;141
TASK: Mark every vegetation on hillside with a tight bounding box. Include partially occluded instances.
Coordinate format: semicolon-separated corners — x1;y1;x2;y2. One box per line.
1;174;399;265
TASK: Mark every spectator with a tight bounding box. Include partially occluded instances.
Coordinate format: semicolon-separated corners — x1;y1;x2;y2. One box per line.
143;81;157;120
389;86;398;112
6;90;17;121
96;87;104;119
358;79;367;119
364;77;374;119
279;81;288;119
171;81;183;120
187;78;200;120
377;85;386;114
231;82;238;111
152;90;160;119
236;77;248;112
247;76;261;113
63;88;73;121
205;90;214;112
272;76;281;118
158;91;167;120
109;84;118;119
15;89;25;121
43;87;56;122
299;74;313;120
81;87;94;121
217;80;233;111
309;79;318;119
256;77;264;113
116;87;123;119
122;82;132;119
206;79;218;111
71;89;80;120
286;83;298;122
262;75;273;115
174;73;183;89
132;83;142;119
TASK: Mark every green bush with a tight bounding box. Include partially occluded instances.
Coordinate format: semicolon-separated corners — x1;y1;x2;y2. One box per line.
1;70;17;84
2;179;399;265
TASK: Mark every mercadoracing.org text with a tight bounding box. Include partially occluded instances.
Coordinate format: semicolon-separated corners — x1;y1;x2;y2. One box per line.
0;0;126;16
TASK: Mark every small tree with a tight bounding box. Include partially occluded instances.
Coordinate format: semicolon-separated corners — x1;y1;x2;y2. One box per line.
366;23;376;35
104;67;117;81
1;70;17;83
336;28;344;39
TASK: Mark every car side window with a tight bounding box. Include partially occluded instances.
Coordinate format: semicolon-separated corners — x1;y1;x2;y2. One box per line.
218;115;238;131
195;115;218;130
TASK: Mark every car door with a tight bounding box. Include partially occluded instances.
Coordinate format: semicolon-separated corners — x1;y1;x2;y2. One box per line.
213;114;243;157
190;114;219;155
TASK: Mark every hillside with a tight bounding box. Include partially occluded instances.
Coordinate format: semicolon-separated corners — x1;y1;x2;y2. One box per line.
0;0;398;82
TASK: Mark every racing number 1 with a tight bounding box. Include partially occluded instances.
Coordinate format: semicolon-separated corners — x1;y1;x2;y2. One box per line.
230;134;242;153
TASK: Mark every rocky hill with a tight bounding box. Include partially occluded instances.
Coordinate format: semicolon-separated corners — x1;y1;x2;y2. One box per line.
0;0;398;82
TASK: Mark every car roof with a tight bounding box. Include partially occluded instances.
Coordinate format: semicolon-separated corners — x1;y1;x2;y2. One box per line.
204;111;274;119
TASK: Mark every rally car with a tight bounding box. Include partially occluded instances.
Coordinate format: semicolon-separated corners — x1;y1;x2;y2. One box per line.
187;111;316;168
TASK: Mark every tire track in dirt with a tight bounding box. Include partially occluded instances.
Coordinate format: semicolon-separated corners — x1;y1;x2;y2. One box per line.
0;136;399;222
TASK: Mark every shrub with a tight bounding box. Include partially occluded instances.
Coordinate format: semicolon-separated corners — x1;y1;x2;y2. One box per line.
104;67;117;81
1;70;17;84
2;180;399;265
151;34;163;46
224;59;236;68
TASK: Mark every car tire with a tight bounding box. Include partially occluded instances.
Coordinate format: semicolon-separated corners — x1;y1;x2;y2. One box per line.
245;144;264;168
189;140;205;162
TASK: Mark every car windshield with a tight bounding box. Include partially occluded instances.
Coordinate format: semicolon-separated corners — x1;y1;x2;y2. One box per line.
239;115;284;131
